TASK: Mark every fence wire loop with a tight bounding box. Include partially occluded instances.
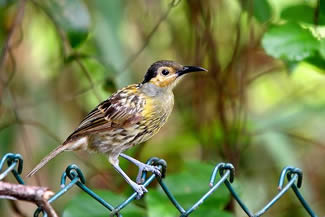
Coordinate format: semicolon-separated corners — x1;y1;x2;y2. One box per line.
137;157;167;184
34;208;45;217
209;163;235;187
220;163;235;182
35;164;89;217
278;166;303;190
65;164;86;184
7;153;23;174
0;153;319;217
146;157;167;178
0;153;24;184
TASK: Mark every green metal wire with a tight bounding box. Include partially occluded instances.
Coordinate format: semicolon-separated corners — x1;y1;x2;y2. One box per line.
0;153;24;184
182;169;231;217
0;153;319;217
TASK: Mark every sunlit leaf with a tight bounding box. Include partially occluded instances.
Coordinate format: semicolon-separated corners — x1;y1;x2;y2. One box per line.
262;23;319;61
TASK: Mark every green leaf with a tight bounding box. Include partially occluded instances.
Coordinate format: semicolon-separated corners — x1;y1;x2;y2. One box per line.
241;0;272;23
91;0;132;87
320;0;325;15
303;39;325;72
146;161;231;217
262;23;319;62
319;38;325;59
146;190;178;217
63;190;144;217
281;4;325;25
43;0;90;48
305;55;325;71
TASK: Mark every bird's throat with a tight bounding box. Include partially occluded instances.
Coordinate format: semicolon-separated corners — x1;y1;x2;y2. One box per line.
140;82;171;97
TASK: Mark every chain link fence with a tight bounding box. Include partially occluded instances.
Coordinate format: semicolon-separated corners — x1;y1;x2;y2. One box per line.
0;153;318;217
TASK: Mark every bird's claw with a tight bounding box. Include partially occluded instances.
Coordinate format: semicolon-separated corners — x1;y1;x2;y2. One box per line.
132;183;148;199
136;165;161;184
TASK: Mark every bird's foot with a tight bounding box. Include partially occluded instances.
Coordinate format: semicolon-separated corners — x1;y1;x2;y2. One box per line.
130;181;148;199
136;164;161;184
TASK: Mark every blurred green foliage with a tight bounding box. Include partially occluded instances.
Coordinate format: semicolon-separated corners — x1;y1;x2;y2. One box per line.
1;0;325;216
144;161;231;217
241;0;272;23
63;190;145;217
43;0;90;48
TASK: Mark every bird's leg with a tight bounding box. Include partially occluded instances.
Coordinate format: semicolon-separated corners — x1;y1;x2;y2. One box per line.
120;153;161;184
109;156;147;199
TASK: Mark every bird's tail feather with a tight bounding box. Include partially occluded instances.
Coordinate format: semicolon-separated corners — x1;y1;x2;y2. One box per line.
26;145;67;177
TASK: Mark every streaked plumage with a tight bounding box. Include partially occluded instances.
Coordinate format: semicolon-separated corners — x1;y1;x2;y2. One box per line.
27;60;206;198
70;83;174;157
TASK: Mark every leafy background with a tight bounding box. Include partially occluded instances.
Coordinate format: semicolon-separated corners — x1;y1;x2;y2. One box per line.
1;0;325;216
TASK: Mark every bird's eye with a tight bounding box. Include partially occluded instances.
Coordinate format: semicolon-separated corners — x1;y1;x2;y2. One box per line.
161;69;169;76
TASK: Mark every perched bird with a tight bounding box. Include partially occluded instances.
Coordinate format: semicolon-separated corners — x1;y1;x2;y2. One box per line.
27;60;206;198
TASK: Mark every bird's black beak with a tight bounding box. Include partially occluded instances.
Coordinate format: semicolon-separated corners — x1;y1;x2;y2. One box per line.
177;65;207;77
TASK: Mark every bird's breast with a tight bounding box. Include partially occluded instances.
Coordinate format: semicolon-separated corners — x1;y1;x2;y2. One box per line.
87;91;174;153
139;92;174;140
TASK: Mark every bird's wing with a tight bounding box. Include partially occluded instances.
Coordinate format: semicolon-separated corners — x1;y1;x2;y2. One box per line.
64;84;145;143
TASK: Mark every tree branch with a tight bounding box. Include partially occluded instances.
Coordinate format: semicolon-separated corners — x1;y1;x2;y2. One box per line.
0;181;57;217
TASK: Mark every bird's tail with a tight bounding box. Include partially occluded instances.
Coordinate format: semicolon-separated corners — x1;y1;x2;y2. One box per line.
26;145;67;177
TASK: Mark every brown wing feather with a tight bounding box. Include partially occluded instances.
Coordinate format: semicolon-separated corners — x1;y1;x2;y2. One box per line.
64;84;144;143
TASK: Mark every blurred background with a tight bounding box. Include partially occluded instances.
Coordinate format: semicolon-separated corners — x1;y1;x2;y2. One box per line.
1;0;325;216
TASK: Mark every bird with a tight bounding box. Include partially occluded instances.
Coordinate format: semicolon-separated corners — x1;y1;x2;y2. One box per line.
27;60;207;198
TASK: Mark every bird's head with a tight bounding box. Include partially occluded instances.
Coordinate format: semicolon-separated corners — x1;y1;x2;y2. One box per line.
142;60;207;90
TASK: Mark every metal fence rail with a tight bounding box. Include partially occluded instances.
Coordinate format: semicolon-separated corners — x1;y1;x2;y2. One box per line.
0;153;318;217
